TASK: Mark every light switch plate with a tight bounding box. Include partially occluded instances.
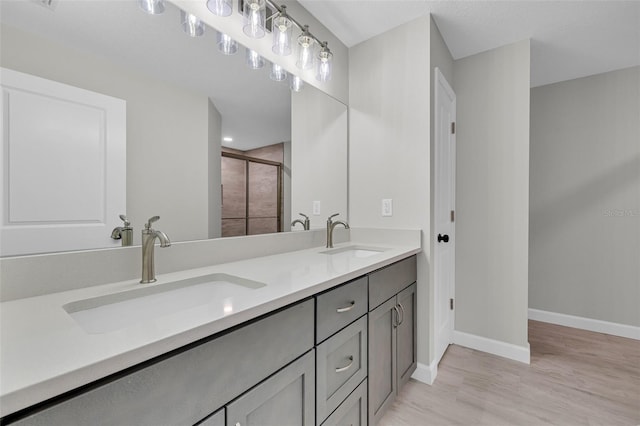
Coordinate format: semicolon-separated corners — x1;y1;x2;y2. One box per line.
382;199;393;217
313;201;321;215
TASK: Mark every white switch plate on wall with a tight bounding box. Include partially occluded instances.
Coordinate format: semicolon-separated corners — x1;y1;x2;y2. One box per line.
382;199;393;216
313;201;321;215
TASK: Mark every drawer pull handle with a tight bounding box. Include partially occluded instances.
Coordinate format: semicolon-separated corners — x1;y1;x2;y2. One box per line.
392;305;401;328
397;302;405;326
335;356;354;373
336;301;355;313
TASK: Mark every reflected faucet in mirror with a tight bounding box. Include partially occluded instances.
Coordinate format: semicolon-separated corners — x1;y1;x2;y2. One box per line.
141;216;171;284
291;213;310;230
111;214;133;247
326;213;349;248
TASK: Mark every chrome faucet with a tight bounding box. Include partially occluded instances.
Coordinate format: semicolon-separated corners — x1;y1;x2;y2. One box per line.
326;213;349;248
291;213;310;230
140;216;171;284
111;214;133;247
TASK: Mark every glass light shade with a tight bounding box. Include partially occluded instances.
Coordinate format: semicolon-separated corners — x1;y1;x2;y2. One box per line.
138;0;165;14
217;32;238;55
207;0;232;17
296;33;316;70
270;63;288;82
290;75;304;92
272;13;292;56
180;10;205;37
242;0;266;39
246;48;265;70
316;46;333;82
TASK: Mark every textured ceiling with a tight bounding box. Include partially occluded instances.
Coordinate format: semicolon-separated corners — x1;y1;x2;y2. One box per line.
298;0;640;87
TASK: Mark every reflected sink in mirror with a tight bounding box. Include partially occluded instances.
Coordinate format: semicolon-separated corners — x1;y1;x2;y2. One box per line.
319;246;388;259
63;273;266;334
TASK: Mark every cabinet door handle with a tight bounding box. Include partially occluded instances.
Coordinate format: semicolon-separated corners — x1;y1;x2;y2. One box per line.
392;305;400;328
336;301;355;313
335;355;354;373
397;302;405;325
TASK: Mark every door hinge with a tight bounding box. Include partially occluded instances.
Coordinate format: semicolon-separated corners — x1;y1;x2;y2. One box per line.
451;122;456;134
450;298;454;310
450;210;455;222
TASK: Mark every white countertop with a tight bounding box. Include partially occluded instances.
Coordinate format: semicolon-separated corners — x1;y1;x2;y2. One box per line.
0;239;420;417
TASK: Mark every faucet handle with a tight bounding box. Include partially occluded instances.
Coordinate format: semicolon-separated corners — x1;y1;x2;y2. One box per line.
145;216;160;229
118;214;131;227
298;213;309;219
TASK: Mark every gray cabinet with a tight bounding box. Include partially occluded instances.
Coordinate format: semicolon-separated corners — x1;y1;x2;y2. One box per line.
226;350;315;426
367;256;418;425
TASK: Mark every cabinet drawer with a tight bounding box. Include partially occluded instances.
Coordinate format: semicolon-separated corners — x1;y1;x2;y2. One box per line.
320;379;367;426
316;316;368;423
316;276;368;343
10;300;314;426
369;255;416;310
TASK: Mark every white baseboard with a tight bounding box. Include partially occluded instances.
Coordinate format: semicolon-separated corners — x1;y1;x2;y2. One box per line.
411;361;437;385
528;308;640;340
452;330;530;364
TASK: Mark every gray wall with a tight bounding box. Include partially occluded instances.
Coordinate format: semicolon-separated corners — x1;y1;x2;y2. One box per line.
349;17;432;365
529;66;640;327
453;40;531;348
291;88;348;228
1;24;217;244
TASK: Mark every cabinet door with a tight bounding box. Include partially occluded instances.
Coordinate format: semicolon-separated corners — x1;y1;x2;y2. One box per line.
396;283;417;389
226;350;315;426
368;297;398;425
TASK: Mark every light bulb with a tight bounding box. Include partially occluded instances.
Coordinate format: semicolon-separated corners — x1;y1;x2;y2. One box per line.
246;48;265;70
272;9;292;56
138;0;165;14
290;75;304;92
207;0;232;17
243;0;266;39
217;32;238;55
270;63;287;82
180;10;205;37
316;43;333;82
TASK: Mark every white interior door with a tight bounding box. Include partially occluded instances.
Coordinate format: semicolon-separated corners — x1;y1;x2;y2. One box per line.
434;67;456;365
1;68;126;256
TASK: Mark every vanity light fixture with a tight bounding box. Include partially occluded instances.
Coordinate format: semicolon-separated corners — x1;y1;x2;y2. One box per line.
207;0;232;17
271;5;292;56
270;63;288;82
138;0;165;14
246;48;265;69
181;10;205;37
217;31;238;55
290;75;304;92
242;0;266;39
316;42;333;82
203;0;334;82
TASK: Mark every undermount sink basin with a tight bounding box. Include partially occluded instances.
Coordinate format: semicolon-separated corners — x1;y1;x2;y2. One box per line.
319;245;388;258
64;273;266;334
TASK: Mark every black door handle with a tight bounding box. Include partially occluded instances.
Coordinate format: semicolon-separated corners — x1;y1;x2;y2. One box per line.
437;234;449;243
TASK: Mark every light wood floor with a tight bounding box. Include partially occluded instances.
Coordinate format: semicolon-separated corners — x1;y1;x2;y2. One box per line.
379;320;640;426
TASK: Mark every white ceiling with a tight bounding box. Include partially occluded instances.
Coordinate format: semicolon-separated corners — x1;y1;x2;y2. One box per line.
298;0;640;87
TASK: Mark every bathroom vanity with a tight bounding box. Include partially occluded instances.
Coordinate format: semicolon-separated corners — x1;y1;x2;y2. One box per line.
0;230;420;425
